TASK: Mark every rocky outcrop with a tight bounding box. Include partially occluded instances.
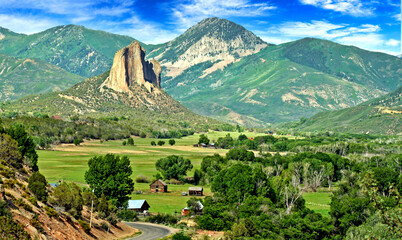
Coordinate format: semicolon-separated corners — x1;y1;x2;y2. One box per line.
102;41;161;92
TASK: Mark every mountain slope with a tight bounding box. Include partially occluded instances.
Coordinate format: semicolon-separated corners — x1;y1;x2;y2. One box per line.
147;17;268;79
161;37;402;126
0;25;140;77
293;86;402;135
0;53;84;101
2;41;217;131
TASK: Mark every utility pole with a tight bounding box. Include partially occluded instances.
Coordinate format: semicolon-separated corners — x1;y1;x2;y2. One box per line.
90;188;95;228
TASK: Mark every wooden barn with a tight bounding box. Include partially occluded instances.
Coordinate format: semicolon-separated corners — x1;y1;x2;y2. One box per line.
188;187;203;196
127;200;150;212
150;179;168;192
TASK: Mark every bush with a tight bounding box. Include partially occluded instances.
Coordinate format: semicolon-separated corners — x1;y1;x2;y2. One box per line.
135;175;150;183
140;132;146;138
28;197;38;207
157;140;165;146
51;182;83;218
100;221;109;231
169;139;176;146
0;200;10;217
117;209;138;222
45;206;59;219
145;213;178;224
78;219;91;234
0;216;31;239
28;172;48;201
127;138;134;146
73;138;83;146
151;141;156;146
122;141;127;146
172;232;191;240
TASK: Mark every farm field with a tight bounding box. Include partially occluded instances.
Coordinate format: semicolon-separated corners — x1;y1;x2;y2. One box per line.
37;130;331;215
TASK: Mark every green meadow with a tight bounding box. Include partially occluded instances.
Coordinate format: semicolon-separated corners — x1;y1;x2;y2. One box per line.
37;131;330;215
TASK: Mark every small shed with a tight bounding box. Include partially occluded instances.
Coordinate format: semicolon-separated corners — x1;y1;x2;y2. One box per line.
189;187;203;196
150;179;168;192
127;200;150;212
181;207;190;216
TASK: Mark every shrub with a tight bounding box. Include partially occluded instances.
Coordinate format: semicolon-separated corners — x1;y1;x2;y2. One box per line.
122;141;127;146
106;212;119;226
117;209;138;222
135;175;150;183
169;139;176;146
145;213;178;224
78;219;91;234
140;132;146;138
45;206;59;219
172;232;191;240
100;221;109;231
28;172;48;201
127;138;134;146
28;197;38;207
73;139;83;146
157;140;165;146
0;216;31;239
51;182;83;218
151;141;156;146
30;214;44;233
0;200;10;217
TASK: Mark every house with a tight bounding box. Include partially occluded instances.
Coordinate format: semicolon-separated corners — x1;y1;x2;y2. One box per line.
150;179;168;192
127;200;150;212
188;187;203;196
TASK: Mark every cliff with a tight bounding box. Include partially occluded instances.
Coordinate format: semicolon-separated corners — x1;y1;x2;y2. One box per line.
102;41;161;93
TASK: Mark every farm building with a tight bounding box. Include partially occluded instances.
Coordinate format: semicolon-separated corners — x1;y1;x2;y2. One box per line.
188;187;203;196
127;200;150;212
150;179;168;192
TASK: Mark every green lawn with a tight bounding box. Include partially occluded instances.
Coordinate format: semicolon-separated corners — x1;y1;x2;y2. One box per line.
302;192;332;217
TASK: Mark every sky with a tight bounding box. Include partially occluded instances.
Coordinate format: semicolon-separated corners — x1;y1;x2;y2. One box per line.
0;0;400;55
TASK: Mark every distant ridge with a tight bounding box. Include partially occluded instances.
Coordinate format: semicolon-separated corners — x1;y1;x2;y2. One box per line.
293;86;402;135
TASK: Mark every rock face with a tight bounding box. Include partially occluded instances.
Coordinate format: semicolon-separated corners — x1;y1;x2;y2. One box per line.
102;41;161;92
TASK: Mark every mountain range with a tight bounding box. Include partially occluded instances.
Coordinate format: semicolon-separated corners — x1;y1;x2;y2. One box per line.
0;17;401;131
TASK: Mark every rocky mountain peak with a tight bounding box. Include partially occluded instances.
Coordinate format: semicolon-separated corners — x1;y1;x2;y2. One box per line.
102;41;161;92
148;17;268;78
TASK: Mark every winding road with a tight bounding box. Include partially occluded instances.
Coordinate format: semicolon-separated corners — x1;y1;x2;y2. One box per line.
124;222;172;240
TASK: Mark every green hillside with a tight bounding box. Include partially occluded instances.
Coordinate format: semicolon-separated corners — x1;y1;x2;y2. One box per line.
0;53;84;101
162;39;401;125
293;86;402;135
0;25;140;77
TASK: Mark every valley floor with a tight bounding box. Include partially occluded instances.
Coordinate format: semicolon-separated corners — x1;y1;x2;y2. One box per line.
38;131;331;216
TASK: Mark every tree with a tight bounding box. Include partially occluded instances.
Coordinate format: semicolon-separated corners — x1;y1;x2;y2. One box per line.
6;123;38;171
151;141;156;146
226;148;255;162
155;155;193;180
73;138;82;146
51;182;83;218
85;154;134;207
198;134;209;145
127;138;134;146
168;139;176;146
0;133;23;169
122;141;127;146
157;140;165;146
28;172;48;201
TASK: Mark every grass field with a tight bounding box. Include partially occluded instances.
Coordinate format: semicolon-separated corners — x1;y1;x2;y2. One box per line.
37;130;331;216
303;192;331;217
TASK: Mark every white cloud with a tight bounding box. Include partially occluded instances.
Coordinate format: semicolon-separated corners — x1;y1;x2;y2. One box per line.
385;39;400;47
299;0;374;16
172;0;276;29
393;13;401;21
0;14;57;34
263;20;399;56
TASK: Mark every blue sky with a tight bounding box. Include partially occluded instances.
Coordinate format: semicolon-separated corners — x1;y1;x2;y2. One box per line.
0;0;400;55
